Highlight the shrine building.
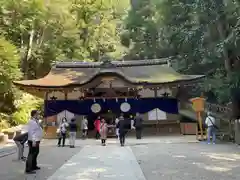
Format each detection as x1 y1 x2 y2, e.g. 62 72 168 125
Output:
13 59 205 138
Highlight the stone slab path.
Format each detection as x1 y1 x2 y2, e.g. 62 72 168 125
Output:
47 145 146 180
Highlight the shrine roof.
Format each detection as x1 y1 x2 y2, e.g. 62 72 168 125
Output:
13 59 205 89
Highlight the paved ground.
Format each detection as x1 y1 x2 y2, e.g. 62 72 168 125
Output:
132 143 240 180
0 136 239 180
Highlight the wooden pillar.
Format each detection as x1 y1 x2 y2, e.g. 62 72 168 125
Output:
44 92 49 125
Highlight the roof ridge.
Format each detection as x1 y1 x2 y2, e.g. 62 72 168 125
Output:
55 58 171 68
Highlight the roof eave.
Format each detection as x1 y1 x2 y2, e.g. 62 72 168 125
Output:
13 75 205 90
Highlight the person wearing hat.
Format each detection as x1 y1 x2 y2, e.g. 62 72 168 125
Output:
205 111 216 144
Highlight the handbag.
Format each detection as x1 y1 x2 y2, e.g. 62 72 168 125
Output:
56 128 60 133
207 116 218 129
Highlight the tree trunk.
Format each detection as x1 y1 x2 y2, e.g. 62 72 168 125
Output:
22 29 35 79
217 21 231 74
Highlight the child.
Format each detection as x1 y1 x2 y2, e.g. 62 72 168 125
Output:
100 118 108 146
13 132 28 161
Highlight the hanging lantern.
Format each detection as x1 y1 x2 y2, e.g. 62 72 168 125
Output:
125 98 127 102
103 98 106 102
93 98 96 103
116 98 118 102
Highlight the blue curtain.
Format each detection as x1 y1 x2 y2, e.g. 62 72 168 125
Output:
44 97 178 117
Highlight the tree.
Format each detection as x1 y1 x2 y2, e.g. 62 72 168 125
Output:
123 0 240 103
0 37 21 113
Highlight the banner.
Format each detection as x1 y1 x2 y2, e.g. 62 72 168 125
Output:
44 97 178 117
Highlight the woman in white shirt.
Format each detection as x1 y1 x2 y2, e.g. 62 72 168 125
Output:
205 112 216 144
57 118 68 147
115 117 119 139
81 116 88 139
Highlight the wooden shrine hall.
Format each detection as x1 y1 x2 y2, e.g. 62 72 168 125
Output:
14 59 205 138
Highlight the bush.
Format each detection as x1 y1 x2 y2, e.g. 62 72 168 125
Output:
0 113 10 131
12 93 43 125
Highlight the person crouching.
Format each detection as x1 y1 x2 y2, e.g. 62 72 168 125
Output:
13 132 28 161
100 118 108 146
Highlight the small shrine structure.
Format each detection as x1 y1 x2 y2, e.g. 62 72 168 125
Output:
14 59 205 138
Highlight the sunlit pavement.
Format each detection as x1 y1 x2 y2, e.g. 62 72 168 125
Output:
0 136 239 180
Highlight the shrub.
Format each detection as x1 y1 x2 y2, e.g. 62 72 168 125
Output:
0 113 10 131
12 93 43 125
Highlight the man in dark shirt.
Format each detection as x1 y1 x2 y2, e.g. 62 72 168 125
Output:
69 118 78 148
117 114 128 146
134 112 143 139
13 132 28 161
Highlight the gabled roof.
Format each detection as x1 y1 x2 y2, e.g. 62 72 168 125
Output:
13 59 205 89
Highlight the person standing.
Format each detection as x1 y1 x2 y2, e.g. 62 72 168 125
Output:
94 117 101 139
205 112 216 144
115 117 119 139
57 117 68 147
100 118 108 146
81 116 88 139
13 132 28 161
117 114 127 146
25 110 43 174
69 118 78 148
134 112 143 139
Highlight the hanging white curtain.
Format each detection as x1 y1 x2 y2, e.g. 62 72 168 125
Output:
57 110 75 125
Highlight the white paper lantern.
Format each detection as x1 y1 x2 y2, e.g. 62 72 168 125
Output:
91 103 101 113
120 102 131 112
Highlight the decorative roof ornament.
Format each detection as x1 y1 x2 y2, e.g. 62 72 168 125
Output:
100 55 115 68
50 96 57 100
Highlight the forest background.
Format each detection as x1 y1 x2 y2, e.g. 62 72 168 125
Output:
1 0 240 129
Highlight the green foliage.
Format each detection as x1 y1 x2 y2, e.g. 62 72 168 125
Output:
0 0 129 126
0 113 10 131
0 37 21 93
0 37 21 114
12 93 43 125
123 0 240 104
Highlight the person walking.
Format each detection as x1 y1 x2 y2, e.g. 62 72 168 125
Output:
100 118 108 146
134 112 143 139
69 118 78 148
57 117 68 147
94 117 101 139
13 132 28 161
117 114 128 146
81 116 88 139
205 112 217 144
25 110 43 174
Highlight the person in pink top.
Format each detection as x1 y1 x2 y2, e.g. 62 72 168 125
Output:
94 116 101 139
100 118 108 146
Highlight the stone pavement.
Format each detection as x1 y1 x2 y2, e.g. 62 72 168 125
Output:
47 145 146 180
0 143 16 158
0 136 239 180
132 143 240 180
